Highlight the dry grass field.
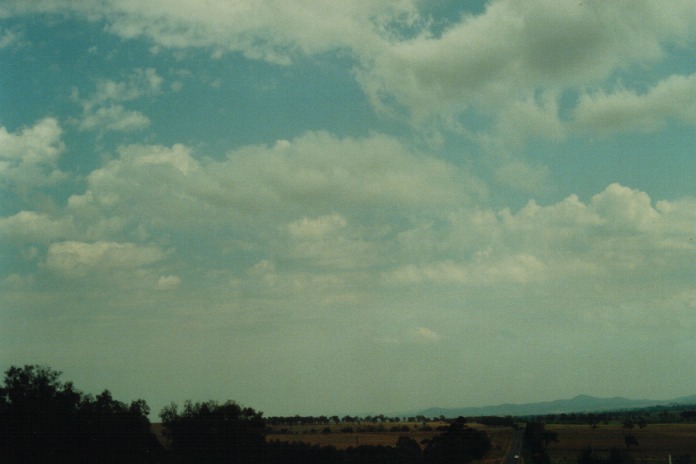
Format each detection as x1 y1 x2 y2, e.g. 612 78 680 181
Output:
152 420 696 464
266 421 513 459
545 424 696 464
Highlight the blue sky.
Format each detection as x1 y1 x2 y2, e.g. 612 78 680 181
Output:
2 0 696 418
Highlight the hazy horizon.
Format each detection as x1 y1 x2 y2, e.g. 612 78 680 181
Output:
2 1 696 420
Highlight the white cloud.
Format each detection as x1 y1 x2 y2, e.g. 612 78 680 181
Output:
58 130 694 297
1 0 417 64
573 73 696 134
0 118 66 189
78 105 150 132
494 160 552 195
6 0 696 145
409 327 440 343
590 183 660 231
0 27 19 48
74 68 162 133
125 143 197 175
358 1 696 123
0 211 74 243
41 241 166 277
384 183 695 292
384 253 546 286
65 133 485 245
288 213 347 239
157 274 182 290
90 68 163 103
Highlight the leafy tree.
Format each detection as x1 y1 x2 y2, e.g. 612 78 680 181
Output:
624 434 638 449
397 435 424 464
160 399 266 464
0 365 159 463
607 448 635 464
423 418 490 463
637 416 647 429
577 447 634 464
578 446 595 464
77 389 160 462
524 421 558 464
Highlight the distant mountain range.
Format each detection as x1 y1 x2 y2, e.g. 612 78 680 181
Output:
415 394 696 418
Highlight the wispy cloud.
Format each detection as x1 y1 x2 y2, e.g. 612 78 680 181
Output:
73 68 163 133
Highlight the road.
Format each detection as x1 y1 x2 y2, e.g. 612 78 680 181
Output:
502 429 524 464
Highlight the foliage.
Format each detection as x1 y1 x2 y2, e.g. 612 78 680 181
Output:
528 403 696 426
422 418 491 463
396 435 424 464
623 434 638 448
0 365 160 463
578 447 635 464
524 421 558 464
160 399 266 463
470 415 516 427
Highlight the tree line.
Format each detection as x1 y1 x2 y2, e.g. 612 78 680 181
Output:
525 405 696 427
0 365 491 463
265 414 441 427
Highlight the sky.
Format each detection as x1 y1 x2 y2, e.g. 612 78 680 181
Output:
1 0 696 419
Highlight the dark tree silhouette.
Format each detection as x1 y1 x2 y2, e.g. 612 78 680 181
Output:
423 418 491 463
524 421 558 464
624 434 638 449
160 399 266 464
396 435 424 464
577 446 635 464
0 365 160 463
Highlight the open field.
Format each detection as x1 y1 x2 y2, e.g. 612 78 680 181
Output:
266 421 513 458
546 424 696 464
152 421 696 464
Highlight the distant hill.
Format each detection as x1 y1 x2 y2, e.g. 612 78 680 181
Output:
416 394 696 419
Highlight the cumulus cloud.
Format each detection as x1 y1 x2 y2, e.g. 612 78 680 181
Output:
0 211 74 243
494 160 552 195
157 274 182 290
286 215 374 271
384 254 546 286
384 183 694 293
288 213 347 239
78 105 150 132
74 68 162 132
5 0 696 145
41 241 167 277
589 183 660 231
59 128 695 295
358 1 696 123
573 73 696 133
0 118 66 189
65 133 485 244
409 327 440 343
1 0 417 64
0 27 20 48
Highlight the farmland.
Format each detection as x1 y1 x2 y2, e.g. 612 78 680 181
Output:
266 421 513 457
265 421 696 464
152 417 696 464
545 423 696 464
